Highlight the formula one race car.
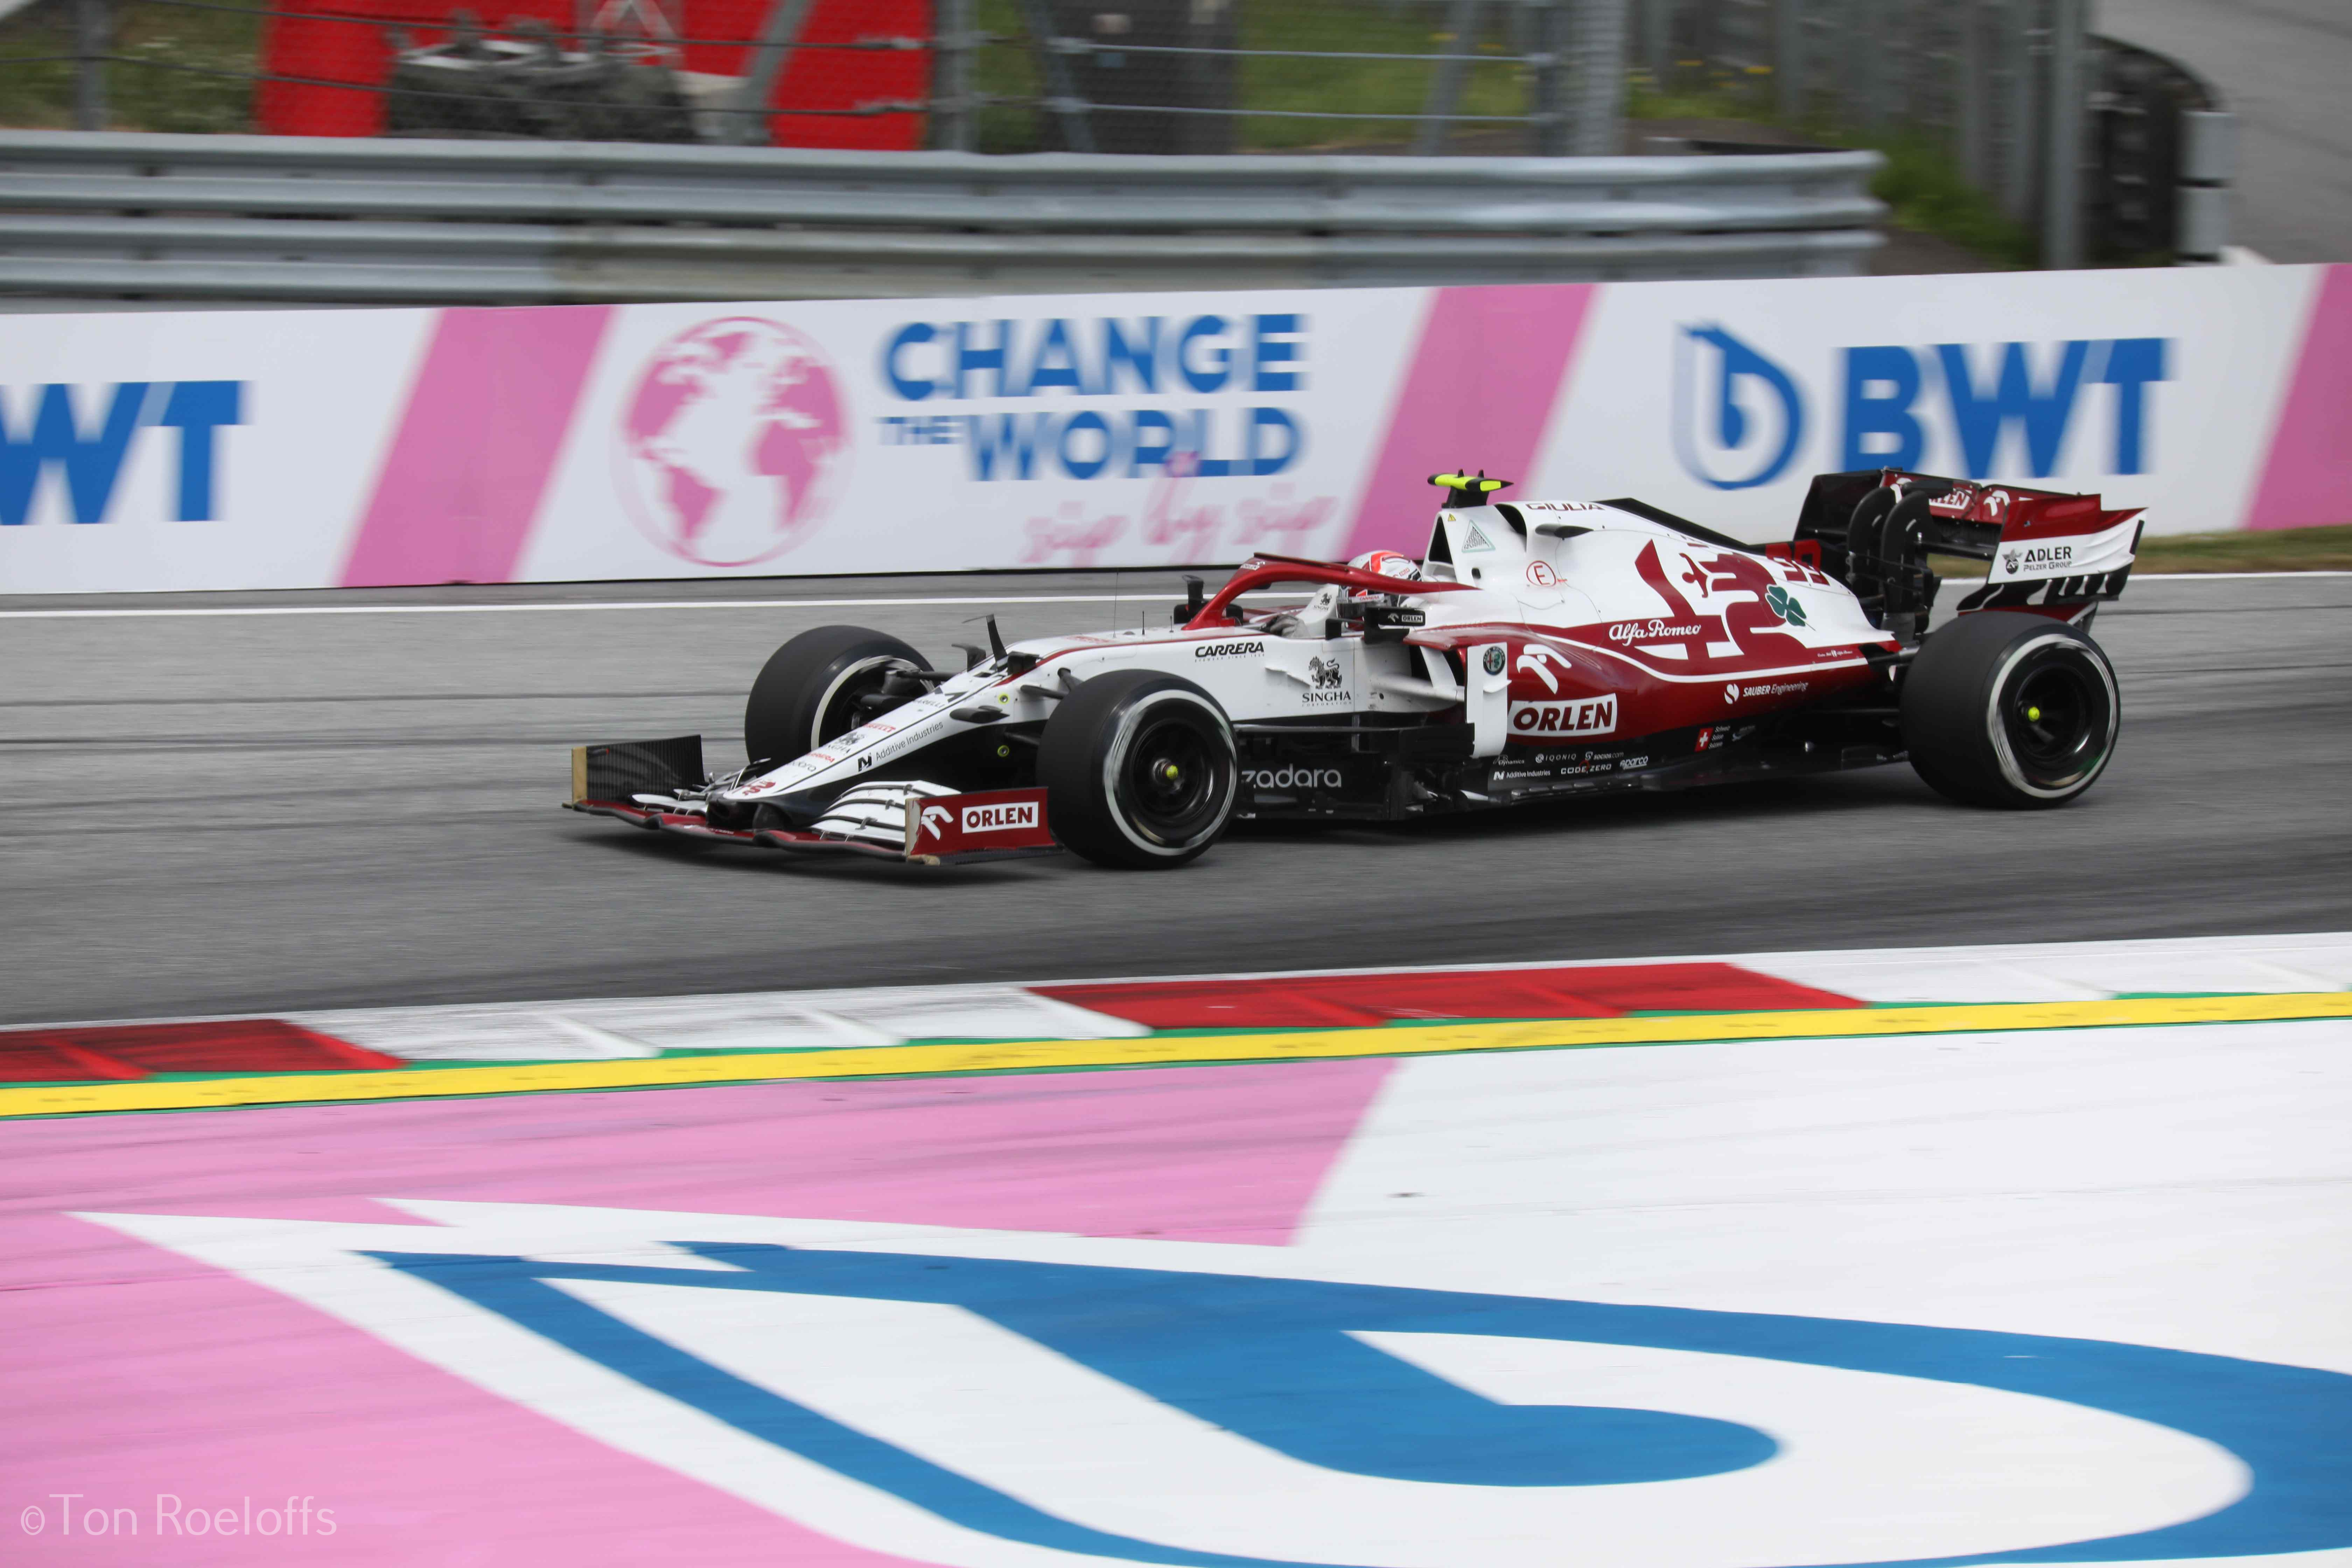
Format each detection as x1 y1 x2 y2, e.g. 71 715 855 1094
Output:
566 468 2143 869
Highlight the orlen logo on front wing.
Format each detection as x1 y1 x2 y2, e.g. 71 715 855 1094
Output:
1510 696 1617 737
964 801 1040 833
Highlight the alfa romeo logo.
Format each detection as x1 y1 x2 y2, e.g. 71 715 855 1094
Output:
1483 647 1506 675
1763 584 1809 626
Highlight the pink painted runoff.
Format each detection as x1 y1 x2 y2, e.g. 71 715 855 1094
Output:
2247 264 2352 531
338 305 614 587
1 1059 1391 1563
1340 283 1598 560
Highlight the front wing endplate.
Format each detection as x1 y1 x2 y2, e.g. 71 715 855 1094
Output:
565 785 1058 868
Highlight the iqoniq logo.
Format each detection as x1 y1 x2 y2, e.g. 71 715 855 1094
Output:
85 1205 2352 1568
1672 323 1806 491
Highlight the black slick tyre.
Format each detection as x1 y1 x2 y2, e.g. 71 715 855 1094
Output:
1039 671 1238 869
744 625 923 768
1900 611 2119 808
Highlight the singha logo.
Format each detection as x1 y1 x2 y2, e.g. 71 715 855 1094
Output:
1307 656 1344 689
918 805 953 840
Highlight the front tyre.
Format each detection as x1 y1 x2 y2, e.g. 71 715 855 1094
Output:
1901 611 2119 808
1040 671 1238 868
744 625 924 768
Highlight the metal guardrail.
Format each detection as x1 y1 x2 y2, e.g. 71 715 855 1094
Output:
0 132 1884 305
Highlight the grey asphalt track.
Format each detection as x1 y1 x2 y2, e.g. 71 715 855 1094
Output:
2100 0 2352 264
2 572 2347 1027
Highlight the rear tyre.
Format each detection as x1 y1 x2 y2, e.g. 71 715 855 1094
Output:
744 625 924 768
1039 671 1238 869
1901 611 2119 808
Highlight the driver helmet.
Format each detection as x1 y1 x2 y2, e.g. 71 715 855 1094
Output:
1349 549 1422 582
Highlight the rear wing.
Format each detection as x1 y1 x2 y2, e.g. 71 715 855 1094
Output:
1787 469 2143 636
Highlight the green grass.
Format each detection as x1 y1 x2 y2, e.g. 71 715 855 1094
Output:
1859 128 2036 267
1234 0 1527 151
972 0 1532 154
2135 524 2352 574
1626 82 2035 268
0 0 264 133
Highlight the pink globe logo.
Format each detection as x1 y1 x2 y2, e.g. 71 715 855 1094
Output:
616 316 849 567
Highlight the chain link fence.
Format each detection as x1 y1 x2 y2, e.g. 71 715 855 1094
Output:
1 0 2228 263
0 0 1634 152
1626 0 2233 265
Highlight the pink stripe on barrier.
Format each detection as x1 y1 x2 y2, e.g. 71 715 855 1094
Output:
339 306 613 587
1341 284 1597 559
2247 264 2352 532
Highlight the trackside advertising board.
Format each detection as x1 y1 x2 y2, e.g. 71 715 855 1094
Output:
1 265 2345 594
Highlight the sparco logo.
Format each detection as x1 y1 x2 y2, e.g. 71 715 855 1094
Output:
1510 696 1618 737
963 801 1040 833
1246 766 1343 791
1195 640 1265 659
1609 620 1702 643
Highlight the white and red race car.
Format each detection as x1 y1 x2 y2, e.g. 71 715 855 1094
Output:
567 469 2143 869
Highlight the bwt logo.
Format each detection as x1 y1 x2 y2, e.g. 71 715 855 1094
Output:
1673 326 1805 490
1 382 244 526
1672 324 2169 489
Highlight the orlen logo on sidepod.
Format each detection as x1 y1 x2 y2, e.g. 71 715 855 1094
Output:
616 317 849 568
1511 696 1617 737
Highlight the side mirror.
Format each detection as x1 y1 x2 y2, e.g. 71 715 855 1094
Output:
1362 605 1427 644
1171 574 1206 625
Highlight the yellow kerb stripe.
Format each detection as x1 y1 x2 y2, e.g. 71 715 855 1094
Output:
4 992 2347 1120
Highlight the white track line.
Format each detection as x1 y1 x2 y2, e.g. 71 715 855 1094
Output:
0 594 1164 621
2 573 2344 620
